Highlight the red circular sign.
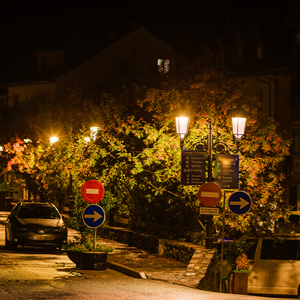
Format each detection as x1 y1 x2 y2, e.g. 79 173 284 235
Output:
198 182 222 207
81 180 105 203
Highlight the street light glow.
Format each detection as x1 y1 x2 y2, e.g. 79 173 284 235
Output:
50 136 59 146
90 127 100 141
232 117 246 140
175 116 190 140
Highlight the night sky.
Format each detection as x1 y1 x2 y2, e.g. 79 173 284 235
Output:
0 0 293 80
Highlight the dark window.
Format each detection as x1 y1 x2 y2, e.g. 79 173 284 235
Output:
293 129 300 155
56 53 64 67
261 239 300 260
290 185 298 209
244 239 258 259
39 56 47 69
17 206 59 219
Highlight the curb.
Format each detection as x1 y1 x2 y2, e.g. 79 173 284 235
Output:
107 261 147 279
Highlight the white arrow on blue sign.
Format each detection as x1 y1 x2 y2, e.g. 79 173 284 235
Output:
82 205 106 228
228 191 252 215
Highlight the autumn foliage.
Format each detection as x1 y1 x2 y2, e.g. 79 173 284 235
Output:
3 66 292 238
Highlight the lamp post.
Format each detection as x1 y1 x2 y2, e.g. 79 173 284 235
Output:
90 126 100 142
175 108 247 249
50 136 59 149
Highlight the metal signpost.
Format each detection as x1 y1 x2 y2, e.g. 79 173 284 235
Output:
81 179 106 251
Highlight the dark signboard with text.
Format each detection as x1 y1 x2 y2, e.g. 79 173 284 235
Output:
181 150 206 185
214 154 239 189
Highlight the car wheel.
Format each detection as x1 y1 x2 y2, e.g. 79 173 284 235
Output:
9 233 17 250
9 241 17 250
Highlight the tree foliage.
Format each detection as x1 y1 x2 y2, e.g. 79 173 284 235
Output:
2 64 292 238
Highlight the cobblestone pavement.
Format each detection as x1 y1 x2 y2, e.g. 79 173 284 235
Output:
107 242 188 283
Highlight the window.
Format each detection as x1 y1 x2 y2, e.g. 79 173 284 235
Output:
39 56 47 69
244 239 258 259
293 128 300 155
290 185 298 208
158 59 170 74
261 239 300 260
56 53 65 68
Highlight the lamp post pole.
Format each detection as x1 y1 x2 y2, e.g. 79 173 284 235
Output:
206 119 214 249
68 169 74 217
175 107 246 250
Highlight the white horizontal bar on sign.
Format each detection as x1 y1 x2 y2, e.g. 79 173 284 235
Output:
201 191 219 198
86 188 99 195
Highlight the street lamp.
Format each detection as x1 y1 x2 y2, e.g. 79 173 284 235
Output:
175 108 247 249
50 136 59 149
90 126 100 142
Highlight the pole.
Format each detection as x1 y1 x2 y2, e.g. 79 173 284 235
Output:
94 228 97 252
220 190 226 292
205 119 214 249
68 173 74 217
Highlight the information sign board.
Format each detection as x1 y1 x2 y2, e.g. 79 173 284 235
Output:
214 154 239 189
181 150 205 185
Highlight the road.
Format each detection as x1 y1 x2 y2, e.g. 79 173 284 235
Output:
0 223 293 299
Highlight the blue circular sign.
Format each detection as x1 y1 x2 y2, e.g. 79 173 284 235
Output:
82 205 106 228
228 191 252 215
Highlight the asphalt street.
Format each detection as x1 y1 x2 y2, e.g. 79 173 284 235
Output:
0 211 294 299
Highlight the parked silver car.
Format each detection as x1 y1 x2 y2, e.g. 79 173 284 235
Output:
5 201 68 250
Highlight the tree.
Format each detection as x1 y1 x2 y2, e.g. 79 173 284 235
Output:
94 65 291 237
3 64 291 238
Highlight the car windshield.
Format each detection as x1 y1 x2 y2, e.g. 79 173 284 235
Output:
16 206 60 219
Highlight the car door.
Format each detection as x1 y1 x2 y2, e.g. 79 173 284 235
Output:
254 237 300 296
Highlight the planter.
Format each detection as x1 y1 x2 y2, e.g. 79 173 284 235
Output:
228 272 248 295
66 251 108 270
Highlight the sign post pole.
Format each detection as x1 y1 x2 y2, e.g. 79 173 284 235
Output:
94 227 97 252
81 180 106 251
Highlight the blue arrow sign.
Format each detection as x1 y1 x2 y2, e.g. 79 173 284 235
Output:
82 205 106 228
228 191 252 215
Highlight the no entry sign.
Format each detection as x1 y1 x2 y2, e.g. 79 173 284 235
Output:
81 180 105 203
198 182 222 207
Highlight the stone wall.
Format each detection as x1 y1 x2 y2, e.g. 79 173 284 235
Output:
100 226 219 291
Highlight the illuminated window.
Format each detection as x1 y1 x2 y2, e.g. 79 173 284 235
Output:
157 59 170 74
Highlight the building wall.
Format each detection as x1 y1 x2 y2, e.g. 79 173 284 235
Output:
7 82 56 107
56 28 187 92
